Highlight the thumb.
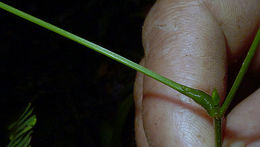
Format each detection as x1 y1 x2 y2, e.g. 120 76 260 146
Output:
140 0 227 146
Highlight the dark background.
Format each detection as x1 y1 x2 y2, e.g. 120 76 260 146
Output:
0 0 154 146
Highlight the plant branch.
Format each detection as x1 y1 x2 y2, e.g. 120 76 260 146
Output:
220 27 260 116
0 1 217 116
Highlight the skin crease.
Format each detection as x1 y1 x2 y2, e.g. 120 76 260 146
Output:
134 0 260 147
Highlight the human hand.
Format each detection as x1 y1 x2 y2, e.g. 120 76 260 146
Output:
134 0 260 146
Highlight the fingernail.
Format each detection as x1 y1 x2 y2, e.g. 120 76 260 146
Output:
247 140 260 147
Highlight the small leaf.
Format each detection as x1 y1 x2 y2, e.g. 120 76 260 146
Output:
212 89 220 107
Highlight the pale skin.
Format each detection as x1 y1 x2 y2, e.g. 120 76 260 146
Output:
134 0 260 146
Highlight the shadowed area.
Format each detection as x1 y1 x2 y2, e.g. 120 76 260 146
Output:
0 0 155 146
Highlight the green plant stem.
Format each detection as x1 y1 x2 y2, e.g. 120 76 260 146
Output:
0 1 217 115
0 2 175 90
0 2 174 88
214 118 222 147
220 28 260 116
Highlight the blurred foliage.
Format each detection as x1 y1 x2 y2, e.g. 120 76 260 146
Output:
7 103 36 147
0 0 155 146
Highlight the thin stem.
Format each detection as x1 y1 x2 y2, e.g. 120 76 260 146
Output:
0 2 179 90
220 28 260 116
0 2 216 114
214 118 222 147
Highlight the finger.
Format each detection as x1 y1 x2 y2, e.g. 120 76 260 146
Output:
223 88 260 147
205 0 260 63
205 0 260 76
142 0 227 146
134 59 149 147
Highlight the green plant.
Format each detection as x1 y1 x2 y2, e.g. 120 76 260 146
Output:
7 103 36 147
0 2 259 146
